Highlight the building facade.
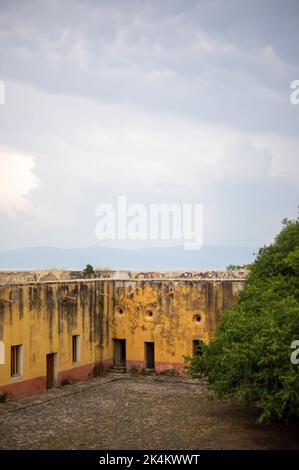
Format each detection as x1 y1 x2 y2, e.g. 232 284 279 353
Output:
0 270 247 399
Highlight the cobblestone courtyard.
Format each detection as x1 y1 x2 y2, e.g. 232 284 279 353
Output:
0 373 298 450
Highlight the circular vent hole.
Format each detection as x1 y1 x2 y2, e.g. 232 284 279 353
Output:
145 309 154 319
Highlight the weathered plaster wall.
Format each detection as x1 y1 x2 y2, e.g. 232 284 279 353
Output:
0 280 112 398
0 271 247 399
110 279 245 371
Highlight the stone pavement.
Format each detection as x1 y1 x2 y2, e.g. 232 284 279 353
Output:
0 372 298 450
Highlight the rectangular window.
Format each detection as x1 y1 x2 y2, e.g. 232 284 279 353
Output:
72 335 80 363
11 345 22 377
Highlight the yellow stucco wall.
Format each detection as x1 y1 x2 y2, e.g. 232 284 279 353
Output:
110 279 245 369
0 273 246 398
0 281 111 395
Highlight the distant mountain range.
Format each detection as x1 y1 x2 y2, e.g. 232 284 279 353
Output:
0 245 257 270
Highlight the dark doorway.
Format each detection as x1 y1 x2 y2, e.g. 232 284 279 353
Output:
192 340 203 356
113 339 126 368
46 353 56 389
145 342 155 369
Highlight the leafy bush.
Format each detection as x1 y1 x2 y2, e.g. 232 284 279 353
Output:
186 216 299 423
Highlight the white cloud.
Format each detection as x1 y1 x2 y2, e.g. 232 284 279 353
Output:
0 79 298 250
0 1 298 250
0 148 39 214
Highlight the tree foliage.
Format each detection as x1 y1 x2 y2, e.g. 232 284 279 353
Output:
83 264 95 277
226 264 252 271
186 216 299 423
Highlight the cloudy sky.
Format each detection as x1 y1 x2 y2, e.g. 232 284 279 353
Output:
0 0 298 251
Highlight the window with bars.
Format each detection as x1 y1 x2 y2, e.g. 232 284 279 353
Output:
11 344 22 377
72 335 80 363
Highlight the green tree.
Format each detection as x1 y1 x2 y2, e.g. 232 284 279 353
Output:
186 216 299 423
83 264 95 277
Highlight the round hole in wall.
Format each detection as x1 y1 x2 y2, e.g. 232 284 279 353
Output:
145 309 154 319
115 306 124 315
193 314 201 323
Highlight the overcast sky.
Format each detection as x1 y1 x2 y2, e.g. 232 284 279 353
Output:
0 0 298 250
